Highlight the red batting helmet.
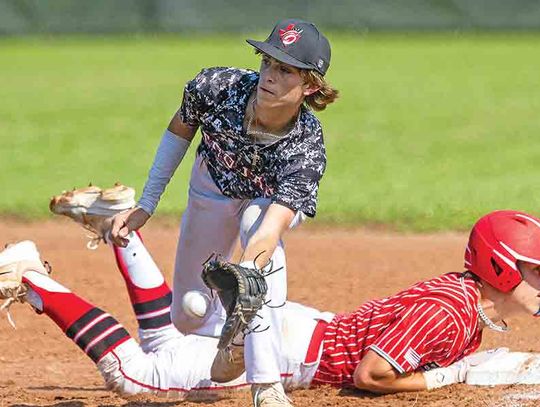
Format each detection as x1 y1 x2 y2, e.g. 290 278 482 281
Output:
465 210 540 292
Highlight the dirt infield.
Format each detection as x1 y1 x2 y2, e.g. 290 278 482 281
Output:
0 218 539 406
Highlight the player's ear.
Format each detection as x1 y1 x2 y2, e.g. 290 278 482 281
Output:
300 68 322 96
303 84 321 96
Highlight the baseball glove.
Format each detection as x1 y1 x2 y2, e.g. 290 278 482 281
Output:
202 258 268 350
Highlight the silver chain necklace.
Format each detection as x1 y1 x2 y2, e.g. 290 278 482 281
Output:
242 94 297 171
477 302 509 332
245 95 295 144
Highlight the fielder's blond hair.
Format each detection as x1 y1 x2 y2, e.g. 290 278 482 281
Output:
255 50 339 111
300 69 339 112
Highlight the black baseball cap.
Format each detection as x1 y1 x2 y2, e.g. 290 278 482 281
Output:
246 19 331 76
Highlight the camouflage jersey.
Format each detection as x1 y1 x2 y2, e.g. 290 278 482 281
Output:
178 67 326 217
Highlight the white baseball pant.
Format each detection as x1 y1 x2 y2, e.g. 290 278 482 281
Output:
170 154 305 383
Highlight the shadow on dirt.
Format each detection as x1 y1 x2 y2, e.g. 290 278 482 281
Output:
338 387 381 399
11 402 184 407
28 386 104 392
17 387 235 406
10 402 85 407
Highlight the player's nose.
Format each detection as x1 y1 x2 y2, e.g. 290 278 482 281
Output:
260 67 276 84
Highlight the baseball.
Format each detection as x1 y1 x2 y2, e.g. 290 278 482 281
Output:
182 290 210 319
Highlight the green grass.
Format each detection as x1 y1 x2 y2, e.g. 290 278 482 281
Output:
1 33 540 230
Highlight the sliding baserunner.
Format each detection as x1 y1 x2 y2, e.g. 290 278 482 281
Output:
0 185 538 405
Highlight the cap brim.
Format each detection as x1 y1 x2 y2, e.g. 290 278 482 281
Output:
246 39 314 70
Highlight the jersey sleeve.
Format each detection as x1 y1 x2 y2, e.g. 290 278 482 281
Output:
179 67 236 127
272 121 326 217
178 69 212 127
368 301 462 374
178 67 253 128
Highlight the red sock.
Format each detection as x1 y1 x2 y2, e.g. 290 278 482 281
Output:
24 276 130 363
112 232 173 330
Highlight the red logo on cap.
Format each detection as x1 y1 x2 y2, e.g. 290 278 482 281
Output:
279 24 303 46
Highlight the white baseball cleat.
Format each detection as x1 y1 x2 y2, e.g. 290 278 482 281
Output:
0 241 49 327
49 183 136 248
252 382 293 407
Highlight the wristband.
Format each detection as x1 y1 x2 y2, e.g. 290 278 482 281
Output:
422 362 465 390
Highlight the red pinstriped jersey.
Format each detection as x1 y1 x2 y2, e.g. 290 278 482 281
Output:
312 272 482 387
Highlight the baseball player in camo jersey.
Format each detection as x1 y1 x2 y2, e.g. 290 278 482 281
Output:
105 18 339 405
1 187 540 405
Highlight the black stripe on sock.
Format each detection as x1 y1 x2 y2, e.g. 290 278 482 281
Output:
87 327 130 363
66 308 105 339
138 313 172 330
75 316 119 350
132 292 172 315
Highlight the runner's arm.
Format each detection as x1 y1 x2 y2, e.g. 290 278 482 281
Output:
353 350 427 393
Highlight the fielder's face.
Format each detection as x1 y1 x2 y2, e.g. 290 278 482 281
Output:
256 55 319 109
511 261 540 316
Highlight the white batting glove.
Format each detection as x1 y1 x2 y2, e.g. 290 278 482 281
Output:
423 348 509 390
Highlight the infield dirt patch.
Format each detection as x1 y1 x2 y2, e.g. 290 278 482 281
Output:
0 218 539 406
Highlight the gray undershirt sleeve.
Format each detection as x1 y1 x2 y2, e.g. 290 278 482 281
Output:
137 129 191 215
